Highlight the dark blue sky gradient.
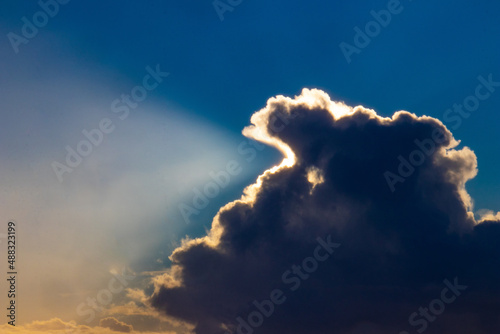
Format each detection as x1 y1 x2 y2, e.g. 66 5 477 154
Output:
2 0 499 210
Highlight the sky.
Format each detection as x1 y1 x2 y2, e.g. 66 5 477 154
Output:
0 1 499 334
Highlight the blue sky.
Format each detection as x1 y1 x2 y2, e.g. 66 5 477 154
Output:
1 1 500 333
4 0 498 206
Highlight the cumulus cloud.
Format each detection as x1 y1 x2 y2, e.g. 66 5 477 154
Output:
0 317 182 334
477 209 500 223
99 317 133 333
103 298 194 333
1 318 117 334
149 88 500 334
25 318 76 331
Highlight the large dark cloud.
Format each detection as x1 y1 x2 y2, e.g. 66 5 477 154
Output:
150 89 500 334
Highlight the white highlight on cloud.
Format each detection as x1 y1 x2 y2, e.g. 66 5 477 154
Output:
306 166 325 193
477 209 500 223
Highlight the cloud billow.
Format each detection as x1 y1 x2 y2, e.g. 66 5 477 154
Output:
99 317 133 332
150 89 500 334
